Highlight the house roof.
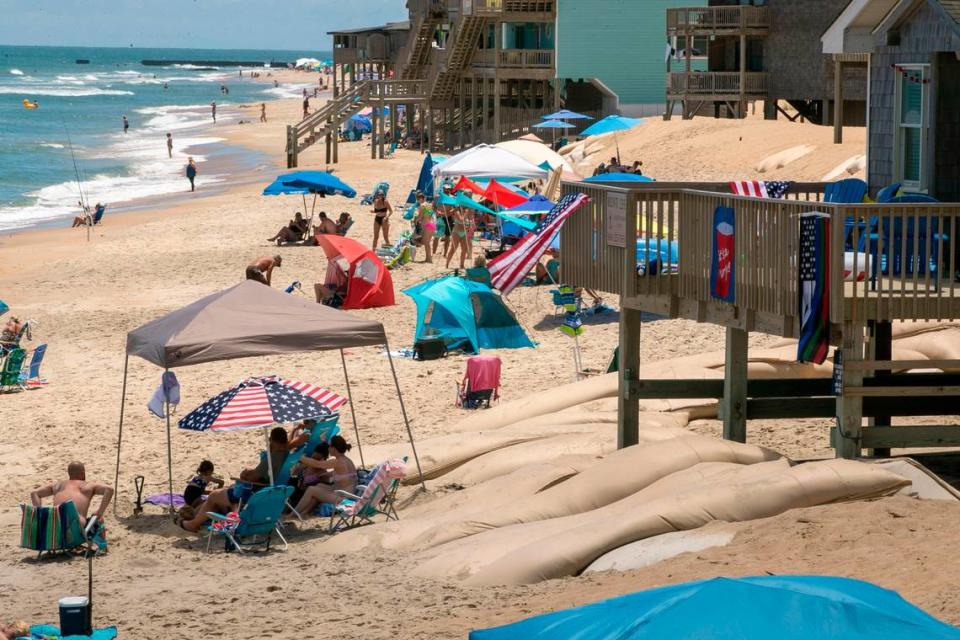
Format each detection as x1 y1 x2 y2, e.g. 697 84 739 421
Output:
328 21 410 36
823 0 960 53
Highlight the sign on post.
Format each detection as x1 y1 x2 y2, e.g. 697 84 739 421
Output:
605 191 627 248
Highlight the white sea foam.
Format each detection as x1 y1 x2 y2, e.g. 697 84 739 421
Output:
262 83 314 99
168 64 221 70
40 143 66 149
56 75 86 85
0 87 135 97
9 68 24 75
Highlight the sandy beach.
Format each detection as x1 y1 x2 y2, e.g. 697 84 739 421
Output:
6 79 960 638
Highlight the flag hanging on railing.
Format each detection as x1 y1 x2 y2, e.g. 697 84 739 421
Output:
489 193 589 296
730 180 793 199
710 206 736 303
798 212 831 364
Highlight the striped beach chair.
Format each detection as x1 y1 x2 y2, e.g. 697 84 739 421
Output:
329 458 407 532
20 500 87 558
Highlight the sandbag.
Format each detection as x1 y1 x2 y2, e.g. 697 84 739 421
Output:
413 460 792 581
462 459 908 585
412 435 780 549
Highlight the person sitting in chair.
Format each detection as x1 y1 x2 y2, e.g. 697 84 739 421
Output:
535 249 561 284
0 316 23 355
336 212 353 236
313 211 339 236
30 462 114 528
178 427 289 532
285 435 356 520
267 212 308 245
314 256 349 307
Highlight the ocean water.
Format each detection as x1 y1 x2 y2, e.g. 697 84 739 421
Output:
0 45 330 232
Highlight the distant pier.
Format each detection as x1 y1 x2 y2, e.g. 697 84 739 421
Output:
140 59 292 68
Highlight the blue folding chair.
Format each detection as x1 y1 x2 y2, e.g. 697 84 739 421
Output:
876 194 946 277
825 178 868 204
205 485 294 554
20 343 47 385
875 183 902 203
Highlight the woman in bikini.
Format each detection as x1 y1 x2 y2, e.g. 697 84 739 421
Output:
288 435 357 518
414 192 436 263
445 205 471 269
371 191 392 249
267 212 308 245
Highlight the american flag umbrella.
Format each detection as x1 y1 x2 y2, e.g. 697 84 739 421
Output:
178 375 347 484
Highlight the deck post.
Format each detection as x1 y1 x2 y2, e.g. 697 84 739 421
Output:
618 308 642 449
738 33 747 118
324 130 331 165
833 58 844 144
836 321 865 459
494 78 502 142
721 326 748 442
371 105 378 159
868 320 892 457
379 97 387 158
332 114 339 164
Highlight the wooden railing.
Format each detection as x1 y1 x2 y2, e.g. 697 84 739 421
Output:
472 49 555 69
462 0 554 15
560 181 960 332
369 79 429 100
668 72 768 96
666 6 769 32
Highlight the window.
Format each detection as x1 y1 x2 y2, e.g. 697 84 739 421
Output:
895 64 930 190
672 35 709 59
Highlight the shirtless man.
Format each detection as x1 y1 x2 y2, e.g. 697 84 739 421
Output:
245 255 282 285
313 211 338 236
30 462 114 527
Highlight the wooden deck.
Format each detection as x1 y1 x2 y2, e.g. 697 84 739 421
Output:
666 5 769 36
560 180 960 457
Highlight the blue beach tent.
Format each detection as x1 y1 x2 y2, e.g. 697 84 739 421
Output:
407 153 437 204
470 575 960 640
346 113 372 133
404 276 534 354
262 171 357 198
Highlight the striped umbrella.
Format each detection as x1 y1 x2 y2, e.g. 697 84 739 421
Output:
178 375 345 433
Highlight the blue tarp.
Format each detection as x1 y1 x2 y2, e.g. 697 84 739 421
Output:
470 576 960 640
262 171 356 198
404 276 534 354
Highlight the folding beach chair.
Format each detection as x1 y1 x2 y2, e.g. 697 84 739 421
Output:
465 266 492 287
360 181 390 206
456 355 501 409
550 285 579 317
336 216 355 236
20 343 47 387
1 347 27 392
20 500 105 559
205 485 294 554
329 458 407 532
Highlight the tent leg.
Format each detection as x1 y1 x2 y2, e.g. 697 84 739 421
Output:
340 349 365 468
112 354 130 517
383 338 426 491
164 367 175 516
265 426 275 486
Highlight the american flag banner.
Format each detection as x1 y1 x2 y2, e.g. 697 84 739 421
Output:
797 212 831 364
178 375 344 433
488 193 589 295
730 180 793 199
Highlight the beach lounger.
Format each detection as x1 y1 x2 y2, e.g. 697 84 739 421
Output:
20 500 103 558
550 285 578 316
205 485 294 553
337 217 355 236
456 355 501 409
329 458 407 532
360 181 390 206
20 343 47 386
1 347 27 391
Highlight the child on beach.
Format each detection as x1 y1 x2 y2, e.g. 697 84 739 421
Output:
183 460 223 509
414 192 436 263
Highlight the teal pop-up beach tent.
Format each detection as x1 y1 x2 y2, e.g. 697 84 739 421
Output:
470 575 960 640
404 276 534 354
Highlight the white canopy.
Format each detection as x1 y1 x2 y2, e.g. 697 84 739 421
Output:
432 144 549 180
295 57 322 68
496 139 577 176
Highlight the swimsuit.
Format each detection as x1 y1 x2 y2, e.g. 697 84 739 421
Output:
183 475 209 505
373 204 388 226
245 266 268 284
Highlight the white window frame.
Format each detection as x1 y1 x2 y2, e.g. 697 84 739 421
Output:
893 63 930 192
671 35 709 61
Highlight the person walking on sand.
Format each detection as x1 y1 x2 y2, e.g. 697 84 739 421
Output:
211 101 217 123
166 133 173 158
246 255 282 286
302 96 310 119
122 114 129 134
260 102 267 123
185 157 197 192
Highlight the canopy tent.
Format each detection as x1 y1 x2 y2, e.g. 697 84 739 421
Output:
470 576 960 640
583 173 656 183
115 280 424 514
432 144 549 180
345 113 372 134
316 234 395 309
453 176 487 197
483 179 529 210
438 192 498 215
295 57 321 68
404 277 534 354
407 153 437 204
495 139 576 175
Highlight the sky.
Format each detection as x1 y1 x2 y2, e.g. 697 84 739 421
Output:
0 0 409 51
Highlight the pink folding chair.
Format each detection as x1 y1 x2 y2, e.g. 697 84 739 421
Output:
456 355 501 409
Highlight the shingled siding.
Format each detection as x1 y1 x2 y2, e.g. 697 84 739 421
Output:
935 52 960 202
868 1 958 193
765 0 866 101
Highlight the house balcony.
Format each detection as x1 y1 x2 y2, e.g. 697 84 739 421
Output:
457 0 555 19
666 6 769 36
667 71 768 99
472 48 555 69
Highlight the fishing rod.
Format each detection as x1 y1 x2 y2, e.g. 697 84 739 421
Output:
63 124 88 212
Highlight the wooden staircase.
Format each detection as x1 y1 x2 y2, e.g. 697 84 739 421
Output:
285 81 371 167
430 14 486 102
401 6 444 80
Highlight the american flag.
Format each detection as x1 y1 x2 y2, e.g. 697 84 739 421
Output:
489 193 589 295
797 213 831 364
730 180 793 199
178 375 345 433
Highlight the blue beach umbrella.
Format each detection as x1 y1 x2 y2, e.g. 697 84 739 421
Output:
470 575 960 640
581 115 646 164
584 173 656 183
262 170 357 216
543 109 593 120
505 194 555 214
407 153 437 204
531 119 576 130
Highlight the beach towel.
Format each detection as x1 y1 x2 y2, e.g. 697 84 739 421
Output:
798 212 831 364
20 501 86 552
710 206 736 303
148 371 180 418
27 624 118 640
145 493 187 508
465 356 501 393
339 459 407 517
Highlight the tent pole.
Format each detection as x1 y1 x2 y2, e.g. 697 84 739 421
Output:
112 354 129 517
383 338 426 491
164 367 175 516
340 348 365 468
301 193 308 218
311 193 317 217
265 426 275 485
